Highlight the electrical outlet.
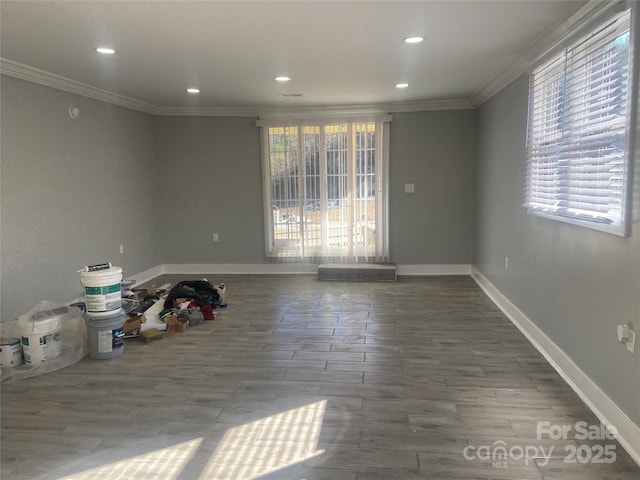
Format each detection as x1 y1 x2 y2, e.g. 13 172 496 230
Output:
213 233 219 242
627 330 636 353
119 244 124 254
505 256 509 270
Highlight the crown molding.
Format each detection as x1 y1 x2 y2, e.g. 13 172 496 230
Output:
382 98 474 112
151 106 262 117
471 0 625 107
0 58 157 114
251 99 474 119
133 98 474 117
1 57 473 117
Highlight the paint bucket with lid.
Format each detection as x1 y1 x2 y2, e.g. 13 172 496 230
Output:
0 338 23 368
19 310 62 365
85 310 125 360
79 265 123 317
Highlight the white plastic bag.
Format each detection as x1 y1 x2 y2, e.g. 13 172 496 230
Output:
1 301 88 381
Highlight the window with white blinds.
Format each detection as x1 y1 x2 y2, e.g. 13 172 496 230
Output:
525 8 633 236
259 118 389 262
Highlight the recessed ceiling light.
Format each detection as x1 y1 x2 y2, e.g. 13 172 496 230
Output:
403 36 424 44
186 88 200 94
396 83 409 89
274 76 291 82
96 47 116 54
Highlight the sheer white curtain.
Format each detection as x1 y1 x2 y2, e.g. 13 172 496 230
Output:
259 116 390 263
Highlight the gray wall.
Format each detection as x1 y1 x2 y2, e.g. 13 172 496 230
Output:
389 111 475 264
154 111 476 266
1 75 161 320
154 116 265 264
474 75 640 427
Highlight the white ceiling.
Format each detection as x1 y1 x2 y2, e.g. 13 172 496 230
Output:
0 0 589 114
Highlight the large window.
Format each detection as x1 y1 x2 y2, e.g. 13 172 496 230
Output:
525 7 633 236
260 118 390 261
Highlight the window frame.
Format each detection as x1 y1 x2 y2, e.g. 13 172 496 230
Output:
524 4 636 237
258 115 391 261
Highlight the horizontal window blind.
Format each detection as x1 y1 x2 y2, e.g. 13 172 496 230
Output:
525 8 632 235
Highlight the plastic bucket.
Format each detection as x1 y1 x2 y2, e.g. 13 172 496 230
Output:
0 337 23 367
20 313 62 365
80 266 123 317
85 310 125 360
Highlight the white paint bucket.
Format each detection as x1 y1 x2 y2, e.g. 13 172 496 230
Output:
0 337 23 367
85 310 125 360
20 313 62 365
80 266 123 317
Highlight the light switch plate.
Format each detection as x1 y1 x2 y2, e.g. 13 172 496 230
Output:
405 183 415 193
627 330 636 353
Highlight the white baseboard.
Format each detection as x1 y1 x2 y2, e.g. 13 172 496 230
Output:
162 263 318 275
396 264 471 275
126 264 165 286
158 263 471 276
471 267 640 466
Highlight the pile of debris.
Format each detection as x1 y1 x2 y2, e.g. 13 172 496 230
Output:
0 265 229 380
121 279 227 342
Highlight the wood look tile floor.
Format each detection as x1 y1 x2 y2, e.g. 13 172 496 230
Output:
2 275 639 479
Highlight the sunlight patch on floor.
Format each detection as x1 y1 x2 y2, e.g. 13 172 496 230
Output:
60 437 203 480
56 401 327 480
198 400 327 479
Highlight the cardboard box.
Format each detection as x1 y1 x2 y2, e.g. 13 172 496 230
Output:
140 328 164 343
173 297 192 308
123 314 146 335
135 287 158 300
164 315 189 334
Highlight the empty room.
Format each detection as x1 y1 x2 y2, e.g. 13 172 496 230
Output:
1 1 639 479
